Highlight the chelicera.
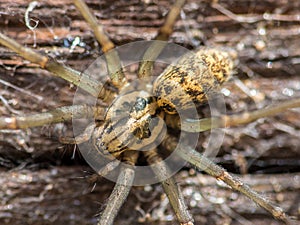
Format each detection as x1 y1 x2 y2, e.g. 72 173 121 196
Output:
0 0 299 224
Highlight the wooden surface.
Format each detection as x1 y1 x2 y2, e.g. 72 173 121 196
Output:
0 0 299 224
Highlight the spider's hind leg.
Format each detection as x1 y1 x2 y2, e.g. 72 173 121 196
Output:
179 98 300 132
163 135 294 224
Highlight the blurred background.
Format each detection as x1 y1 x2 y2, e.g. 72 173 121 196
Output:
0 0 299 224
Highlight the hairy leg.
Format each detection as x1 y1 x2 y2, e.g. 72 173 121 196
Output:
73 0 125 88
165 98 300 132
162 135 292 224
138 0 186 78
98 151 138 225
0 33 118 102
0 105 104 129
144 149 194 225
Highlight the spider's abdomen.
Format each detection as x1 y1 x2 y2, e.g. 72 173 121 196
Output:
153 48 237 114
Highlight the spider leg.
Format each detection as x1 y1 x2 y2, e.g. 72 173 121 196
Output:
165 98 300 132
98 165 134 225
73 0 125 88
59 123 96 144
97 159 120 177
162 135 292 223
144 149 194 225
98 151 138 225
0 105 104 129
138 0 186 78
0 33 116 102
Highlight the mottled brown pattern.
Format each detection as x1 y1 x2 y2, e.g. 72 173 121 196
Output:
153 48 235 114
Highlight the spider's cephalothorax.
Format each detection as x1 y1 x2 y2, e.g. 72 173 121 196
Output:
91 91 165 160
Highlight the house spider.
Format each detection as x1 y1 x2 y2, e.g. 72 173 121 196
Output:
0 0 299 224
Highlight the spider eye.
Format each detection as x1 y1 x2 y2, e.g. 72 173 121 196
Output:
165 105 175 113
134 97 147 111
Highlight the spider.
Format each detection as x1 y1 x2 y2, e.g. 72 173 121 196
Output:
0 0 299 224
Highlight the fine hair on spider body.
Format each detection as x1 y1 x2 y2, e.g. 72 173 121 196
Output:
0 0 299 225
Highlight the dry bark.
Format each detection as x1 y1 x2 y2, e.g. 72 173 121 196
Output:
0 166 299 225
0 0 299 224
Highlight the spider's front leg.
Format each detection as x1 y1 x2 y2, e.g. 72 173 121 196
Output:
0 33 106 98
0 0 130 103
